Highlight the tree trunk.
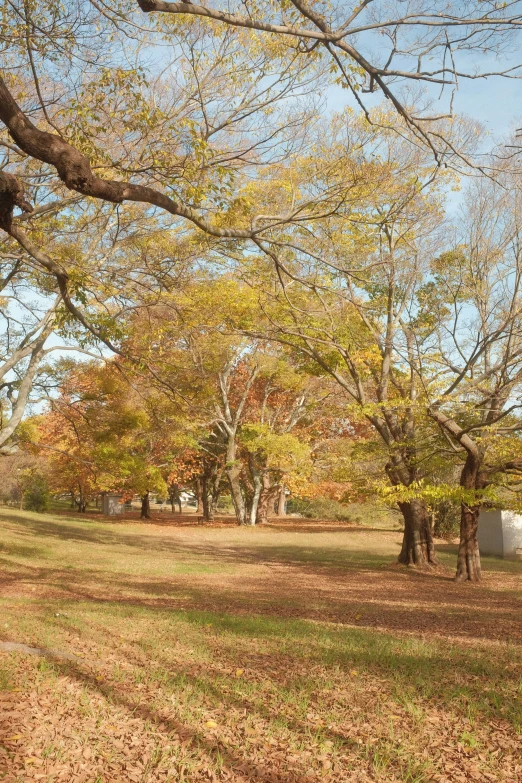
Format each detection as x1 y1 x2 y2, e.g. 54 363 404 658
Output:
455 504 481 582
256 481 279 525
277 485 286 516
168 484 182 514
455 451 484 582
201 475 214 522
225 437 246 525
248 464 262 526
228 465 246 524
398 498 436 567
195 478 203 514
140 491 151 520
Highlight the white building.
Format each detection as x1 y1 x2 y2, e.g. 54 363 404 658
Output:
102 493 123 516
478 509 522 558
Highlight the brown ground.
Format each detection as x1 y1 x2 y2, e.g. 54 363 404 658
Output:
0 509 521 783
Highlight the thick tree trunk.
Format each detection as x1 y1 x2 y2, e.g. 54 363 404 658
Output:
455 504 481 582
455 451 484 582
398 498 436 567
140 491 151 520
277 485 286 516
256 481 279 525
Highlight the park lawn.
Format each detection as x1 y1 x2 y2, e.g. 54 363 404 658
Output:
0 509 521 783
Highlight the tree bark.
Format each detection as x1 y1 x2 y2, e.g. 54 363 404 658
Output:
228 464 246 524
140 491 151 520
201 475 214 522
256 481 279 525
456 504 481 582
168 484 182 513
277 485 286 516
194 478 203 514
225 438 246 525
398 498 436 567
455 452 484 582
248 462 262 526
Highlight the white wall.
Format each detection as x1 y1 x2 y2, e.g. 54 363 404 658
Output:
478 510 504 557
500 511 522 558
478 509 522 557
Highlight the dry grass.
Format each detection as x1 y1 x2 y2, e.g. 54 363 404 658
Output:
0 508 521 783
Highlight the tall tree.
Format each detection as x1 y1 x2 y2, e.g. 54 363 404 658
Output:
425 173 522 580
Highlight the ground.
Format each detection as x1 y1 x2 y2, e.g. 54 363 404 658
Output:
0 509 521 783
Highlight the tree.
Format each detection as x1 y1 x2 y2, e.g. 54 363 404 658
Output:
424 173 522 580
34 361 170 513
0 0 520 344
232 118 447 564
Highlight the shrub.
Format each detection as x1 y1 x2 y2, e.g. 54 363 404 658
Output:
23 472 50 513
286 496 354 522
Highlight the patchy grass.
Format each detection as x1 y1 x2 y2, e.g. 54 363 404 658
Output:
0 508 521 783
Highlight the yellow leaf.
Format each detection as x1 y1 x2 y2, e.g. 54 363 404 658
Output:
350 670 358 677
235 668 244 678
5 734 23 741
205 720 218 728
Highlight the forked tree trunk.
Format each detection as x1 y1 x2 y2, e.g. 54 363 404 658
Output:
168 485 182 514
455 504 481 582
227 465 246 524
398 498 436 567
140 491 151 520
76 493 87 513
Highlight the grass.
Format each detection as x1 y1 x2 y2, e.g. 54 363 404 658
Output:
0 508 521 782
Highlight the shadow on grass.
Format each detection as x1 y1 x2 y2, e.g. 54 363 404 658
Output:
2 548 520 651
30 653 314 783
1 512 400 572
14 601 522 735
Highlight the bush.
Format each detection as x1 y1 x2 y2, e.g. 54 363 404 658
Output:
216 494 234 513
23 472 50 513
286 496 354 522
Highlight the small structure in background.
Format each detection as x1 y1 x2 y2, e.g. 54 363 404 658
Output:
478 510 522 559
102 493 123 516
